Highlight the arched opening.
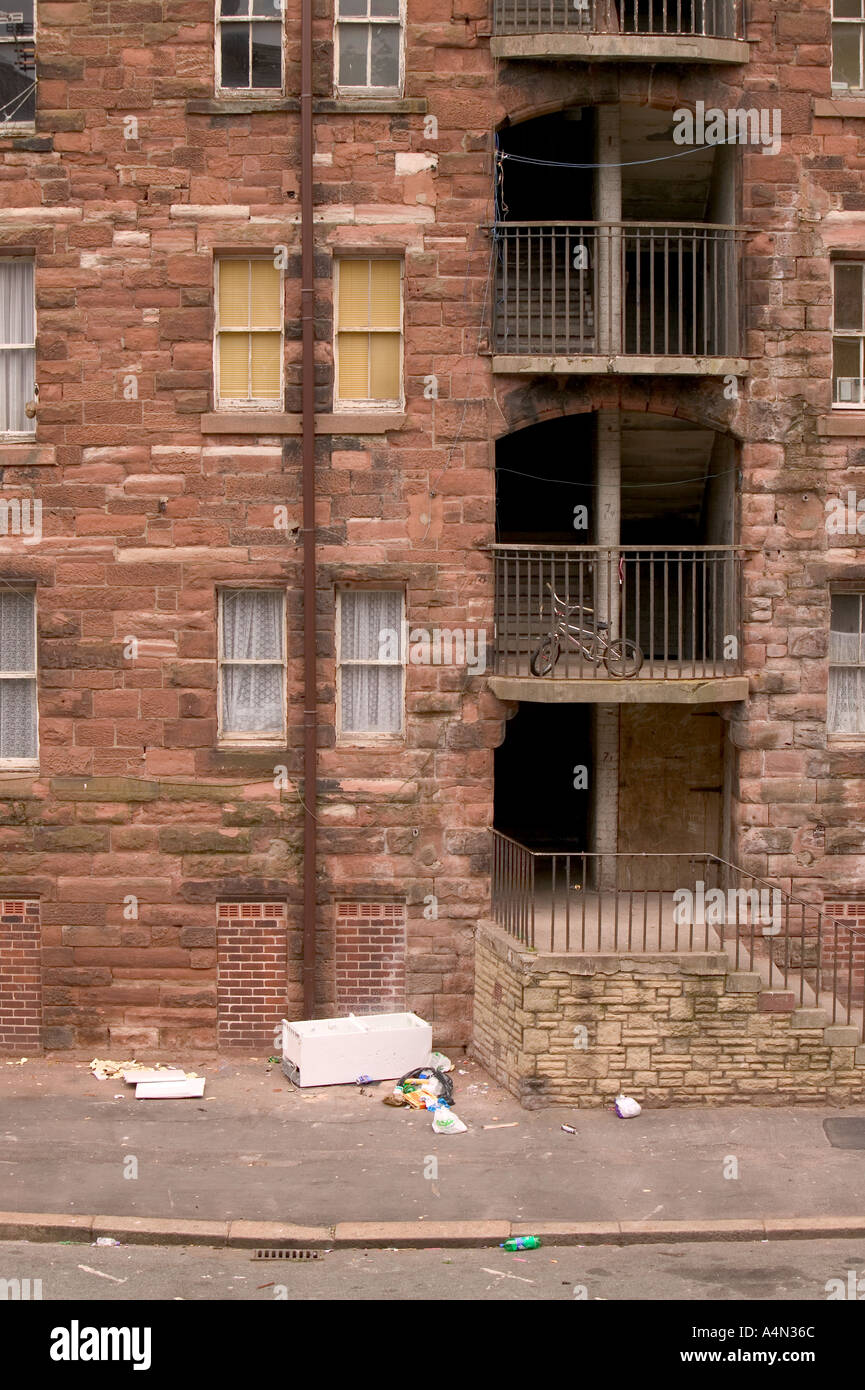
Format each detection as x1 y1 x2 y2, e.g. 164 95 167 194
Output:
494 105 740 359
491 409 739 918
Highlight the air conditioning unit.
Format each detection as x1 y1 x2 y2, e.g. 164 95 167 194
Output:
836 377 862 403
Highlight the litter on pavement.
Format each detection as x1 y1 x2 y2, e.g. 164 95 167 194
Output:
89 1058 205 1099
614 1092 642 1118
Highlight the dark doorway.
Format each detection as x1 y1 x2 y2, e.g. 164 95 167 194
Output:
495 702 591 851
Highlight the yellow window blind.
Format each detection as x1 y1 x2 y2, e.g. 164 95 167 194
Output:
336 258 402 402
217 257 282 402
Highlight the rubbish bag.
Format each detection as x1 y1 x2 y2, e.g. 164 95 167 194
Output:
399 1065 454 1109
614 1093 641 1118
432 1105 467 1134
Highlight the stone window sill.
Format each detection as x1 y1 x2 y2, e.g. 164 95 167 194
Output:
200 411 406 435
815 97 865 117
817 414 865 436
187 97 427 116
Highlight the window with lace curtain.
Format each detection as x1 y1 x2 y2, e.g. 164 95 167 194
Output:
0 258 36 437
0 587 37 765
829 591 865 736
218 589 286 743
214 256 283 408
337 589 404 739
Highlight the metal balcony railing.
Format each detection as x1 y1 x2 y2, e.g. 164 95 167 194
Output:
490 834 865 1038
490 545 742 680
493 0 740 39
493 222 742 359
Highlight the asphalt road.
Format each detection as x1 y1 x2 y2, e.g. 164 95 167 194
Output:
3 1237 865 1301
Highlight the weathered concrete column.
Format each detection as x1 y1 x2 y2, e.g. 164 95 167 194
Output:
592 410 621 887
594 104 622 356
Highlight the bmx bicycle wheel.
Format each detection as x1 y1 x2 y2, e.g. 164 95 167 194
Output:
530 634 560 677
604 639 643 678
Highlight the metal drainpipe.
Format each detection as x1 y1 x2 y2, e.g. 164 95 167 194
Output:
300 0 316 1017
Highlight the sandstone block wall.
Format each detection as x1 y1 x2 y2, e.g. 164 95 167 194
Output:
473 923 865 1108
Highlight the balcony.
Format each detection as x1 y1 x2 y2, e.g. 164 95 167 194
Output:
488 544 747 703
491 0 748 65
492 222 747 376
489 834 865 1042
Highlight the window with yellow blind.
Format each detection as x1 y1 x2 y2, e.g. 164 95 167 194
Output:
215 257 283 407
335 258 402 407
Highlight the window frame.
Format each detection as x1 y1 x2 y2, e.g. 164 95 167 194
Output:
832 260 865 410
333 0 405 99
333 255 404 411
0 254 36 440
214 0 285 98
213 254 284 411
0 0 36 133
217 585 287 747
832 0 865 92
0 583 38 770
335 586 406 744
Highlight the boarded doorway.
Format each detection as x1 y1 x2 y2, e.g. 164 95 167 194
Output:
617 707 723 889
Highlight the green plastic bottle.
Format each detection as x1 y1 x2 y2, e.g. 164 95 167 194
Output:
500 1236 541 1251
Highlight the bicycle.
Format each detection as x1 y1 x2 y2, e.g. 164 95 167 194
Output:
529 584 644 677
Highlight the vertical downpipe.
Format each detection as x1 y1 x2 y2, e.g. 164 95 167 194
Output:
301 0 317 1017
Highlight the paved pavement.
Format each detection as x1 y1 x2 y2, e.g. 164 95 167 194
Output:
3 1236 865 1301
2 1055 865 1228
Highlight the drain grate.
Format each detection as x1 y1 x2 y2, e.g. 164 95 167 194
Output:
252 1248 323 1260
824 1118 865 1150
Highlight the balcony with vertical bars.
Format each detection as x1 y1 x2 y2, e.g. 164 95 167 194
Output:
491 0 749 65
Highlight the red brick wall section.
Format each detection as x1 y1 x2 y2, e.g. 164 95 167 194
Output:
217 902 287 1051
0 900 41 1052
823 902 865 1007
335 902 406 1015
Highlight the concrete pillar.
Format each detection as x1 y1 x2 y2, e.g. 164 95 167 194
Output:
592 410 621 887
594 105 622 355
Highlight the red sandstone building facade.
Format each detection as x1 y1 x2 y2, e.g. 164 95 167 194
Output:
0 0 865 1103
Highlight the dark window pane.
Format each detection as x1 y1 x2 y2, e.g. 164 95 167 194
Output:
0 0 33 36
338 25 368 85
252 0 276 14
220 0 246 14
833 23 862 85
835 263 864 331
251 22 282 87
0 45 35 122
371 0 399 14
339 0 368 15
221 26 250 87
835 0 863 19
370 24 399 87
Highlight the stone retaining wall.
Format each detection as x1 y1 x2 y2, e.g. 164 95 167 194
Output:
472 922 865 1108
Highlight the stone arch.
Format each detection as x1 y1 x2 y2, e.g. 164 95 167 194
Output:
492 377 746 443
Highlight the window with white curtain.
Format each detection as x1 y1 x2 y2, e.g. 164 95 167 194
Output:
0 259 36 436
829 591 865 736
218 589 286 742
0 587 37 764
337 589 404 738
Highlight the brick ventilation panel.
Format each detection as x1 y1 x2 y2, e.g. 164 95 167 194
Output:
335 902 406 1015
0 900 42 1052
217 903 287 1051
823 901 865 1006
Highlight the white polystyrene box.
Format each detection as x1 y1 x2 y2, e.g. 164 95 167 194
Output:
281 1011 432 1087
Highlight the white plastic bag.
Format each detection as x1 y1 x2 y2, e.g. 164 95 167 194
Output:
432 1105 467 1134
614 1093 641 1118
